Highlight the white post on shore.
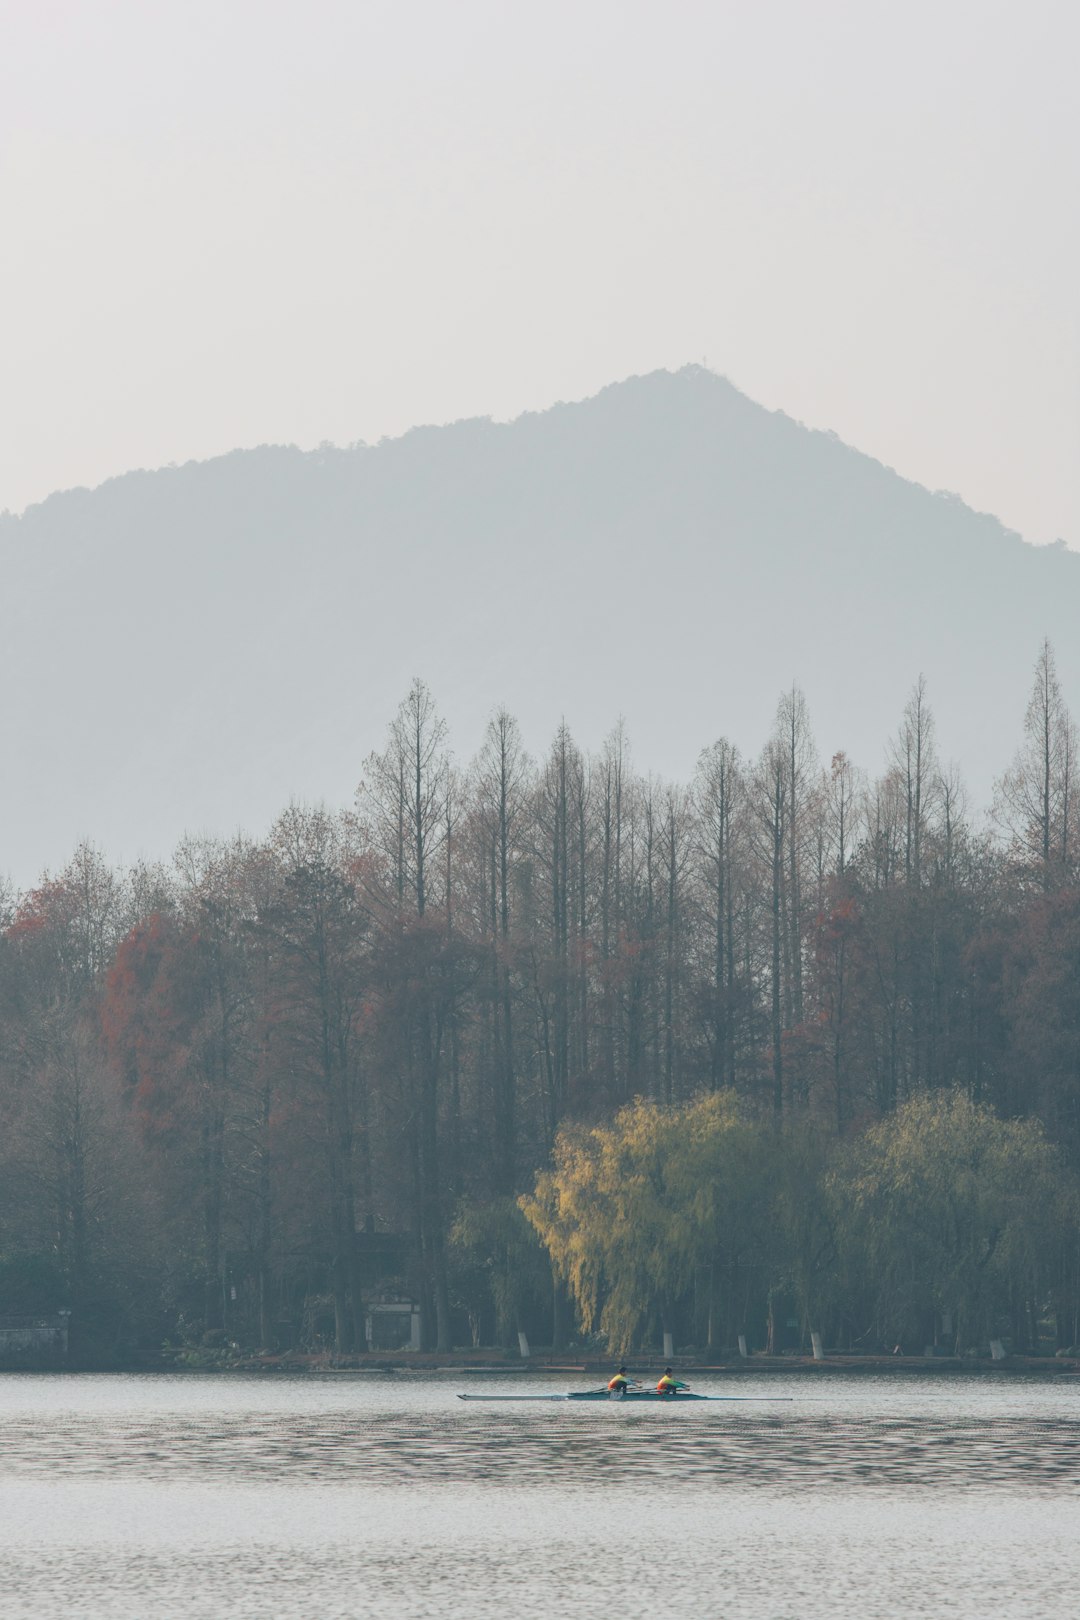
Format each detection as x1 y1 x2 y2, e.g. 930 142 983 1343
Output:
810 1331 824 1361
737 1334 748 1359
518 1331 531 1359
663 1331 674 1361
989 1339 1006 1361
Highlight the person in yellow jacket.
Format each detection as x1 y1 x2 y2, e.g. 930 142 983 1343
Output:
656 1367 689 1396
607 1366 632 1395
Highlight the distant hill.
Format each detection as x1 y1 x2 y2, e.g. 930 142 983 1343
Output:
2 365 1074 887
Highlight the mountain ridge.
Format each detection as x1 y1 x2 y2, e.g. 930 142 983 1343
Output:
2 366 1074 888
3 367 1034 546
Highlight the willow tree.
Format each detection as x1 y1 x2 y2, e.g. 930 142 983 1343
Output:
828 1091 1076 1352
521 1093 771 1352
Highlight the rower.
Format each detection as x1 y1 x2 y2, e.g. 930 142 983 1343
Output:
656 1367 688 1396
607 1366 632 1396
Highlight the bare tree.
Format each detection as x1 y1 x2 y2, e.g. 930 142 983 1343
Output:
825 751 863 877
360 678 450 916
996 639 1078 888
472 710 531 1195
751 737 787 1114
660 785 691 1104
935 761 967 885
692 738 743 1091
889 675 938 886
265 807 368 1352
595 723 630 1096
777 686 817 1031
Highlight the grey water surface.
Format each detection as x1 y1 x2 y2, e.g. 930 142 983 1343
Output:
0 1372 1076 1619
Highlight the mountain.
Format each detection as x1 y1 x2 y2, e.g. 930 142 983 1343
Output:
1 365 1074 888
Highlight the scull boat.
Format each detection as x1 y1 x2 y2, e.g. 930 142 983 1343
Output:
458 1389 791 1402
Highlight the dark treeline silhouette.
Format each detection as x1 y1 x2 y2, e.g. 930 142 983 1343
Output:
2 644 1080 1362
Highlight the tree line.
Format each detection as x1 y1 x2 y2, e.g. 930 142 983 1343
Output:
1 640 1079 1360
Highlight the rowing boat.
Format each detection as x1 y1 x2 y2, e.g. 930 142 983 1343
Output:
458 1390 791 1402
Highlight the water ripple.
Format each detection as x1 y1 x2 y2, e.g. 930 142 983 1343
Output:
1 1376 1078 1618
0 1382 1077 1495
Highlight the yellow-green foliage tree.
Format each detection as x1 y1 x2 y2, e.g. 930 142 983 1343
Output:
521 1092 772 1352
828 1092 1077 1351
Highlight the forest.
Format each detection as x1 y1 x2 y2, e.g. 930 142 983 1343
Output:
2 641 1080 1363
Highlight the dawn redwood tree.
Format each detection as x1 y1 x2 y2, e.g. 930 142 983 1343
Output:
880 681 939 1095
470 710 532 1197
4 851 149 1348
358 681 459 1348
261 807 369 1353
996 639 1078 890
174 838 263 1333
889 676 938 889
172 836 288 1348
777 687 817 1039
104 839 261 1339
594 724 630 1100
751 736 787 1114
935 762 967 886
570 745 592 1089
360 677 450 917
825 752 863 876
633 775 663 1101
806 883 864 1134
368 910 479 1350
530 724 579 1132
864 767 906 892
659 785 690 1104
691 739 743 1093
998 889 1080 1160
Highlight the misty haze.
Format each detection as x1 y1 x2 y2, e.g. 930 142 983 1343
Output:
2 364 1076 887
4 2 1080 1618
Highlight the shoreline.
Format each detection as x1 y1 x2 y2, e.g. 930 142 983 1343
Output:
5 1349 1078 1377
160 1350 1080 1378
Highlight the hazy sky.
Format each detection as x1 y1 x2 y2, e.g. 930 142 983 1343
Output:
2 0 1077 543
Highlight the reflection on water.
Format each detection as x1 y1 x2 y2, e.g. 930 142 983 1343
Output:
0 1373 1076 1619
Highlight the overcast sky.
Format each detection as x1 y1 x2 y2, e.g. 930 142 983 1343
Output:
2 0 1076 543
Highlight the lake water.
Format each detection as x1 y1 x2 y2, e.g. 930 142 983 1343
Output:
0 1371 1077 1618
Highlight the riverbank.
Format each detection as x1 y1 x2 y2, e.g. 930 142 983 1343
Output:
187 1348 1080 1377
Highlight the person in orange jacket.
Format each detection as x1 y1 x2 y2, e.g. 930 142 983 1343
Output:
607 1366 632 1395
656 1367 689 1395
